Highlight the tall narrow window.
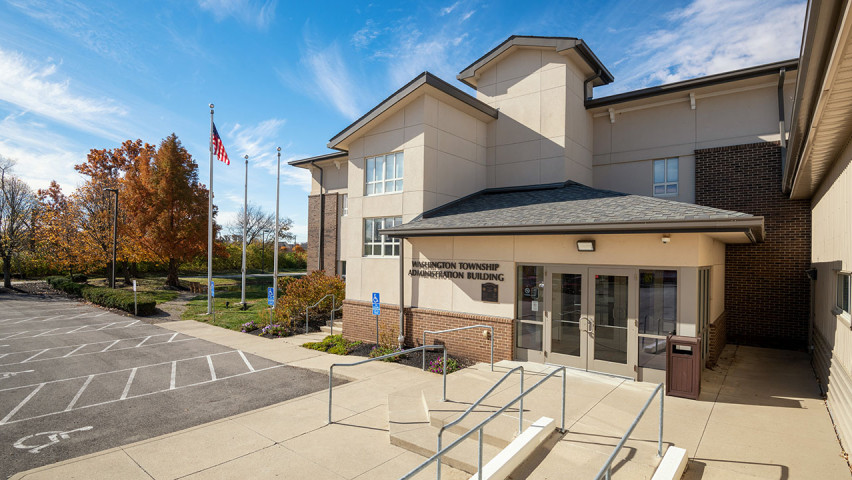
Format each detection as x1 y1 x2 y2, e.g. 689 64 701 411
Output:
653 158 678 196
363 217 402 257
341 194 348 216
638 270 677 370
838 273 851 315
365 152 404 195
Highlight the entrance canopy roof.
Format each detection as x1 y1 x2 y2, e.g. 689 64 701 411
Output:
382 181 764 243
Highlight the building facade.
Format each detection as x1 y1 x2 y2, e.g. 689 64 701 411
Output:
292 35 807 385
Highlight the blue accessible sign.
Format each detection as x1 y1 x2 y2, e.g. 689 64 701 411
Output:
267 287 275 306
210 281 215 298
372 292 380 315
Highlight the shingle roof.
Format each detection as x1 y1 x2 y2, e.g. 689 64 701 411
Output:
382 181 764 242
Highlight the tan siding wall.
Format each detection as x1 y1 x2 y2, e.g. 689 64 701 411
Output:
811 139 852 448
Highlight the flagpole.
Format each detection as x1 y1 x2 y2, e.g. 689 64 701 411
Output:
241 154 248 307
207 103 214 315
273 147 281 309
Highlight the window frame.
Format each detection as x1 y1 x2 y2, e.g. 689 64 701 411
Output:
653 157 679 197
837 272 851 317
363 216 402 258
365 152 404 196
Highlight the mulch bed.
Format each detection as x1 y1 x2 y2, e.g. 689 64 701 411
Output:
348 342 475 372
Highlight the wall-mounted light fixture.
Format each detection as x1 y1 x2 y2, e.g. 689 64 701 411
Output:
577 240 595 252
662 235 671 244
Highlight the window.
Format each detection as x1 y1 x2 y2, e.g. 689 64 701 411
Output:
364 217 401 257
341 194 348 216
515 265 544 350
638 270 677 370
653 158 678 196
838 273 851 315
366 152 404 195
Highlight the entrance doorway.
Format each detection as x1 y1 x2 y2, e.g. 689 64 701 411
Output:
515 265 637 378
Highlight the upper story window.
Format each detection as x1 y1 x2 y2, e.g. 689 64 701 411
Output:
838 273 851 315
364 217 402 257
341 194 348 216
366 152 404 196
653 158 678 197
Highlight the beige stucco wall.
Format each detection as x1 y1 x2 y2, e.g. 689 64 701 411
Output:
812 138 852 375
340 93 489 302
592 81 796 203
476 48 593 188
309 160 348 195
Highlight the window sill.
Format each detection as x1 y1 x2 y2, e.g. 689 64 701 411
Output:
364 190 403 198
834 308 852 328
363 255 400 259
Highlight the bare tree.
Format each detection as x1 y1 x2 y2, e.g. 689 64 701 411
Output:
0 157 36 288
227 203 295 245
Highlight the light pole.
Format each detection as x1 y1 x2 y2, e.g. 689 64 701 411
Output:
104 188 118 289
240 154 248 308
273 147 281 309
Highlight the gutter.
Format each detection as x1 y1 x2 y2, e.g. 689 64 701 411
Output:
778 67 788 176
311 161 325 271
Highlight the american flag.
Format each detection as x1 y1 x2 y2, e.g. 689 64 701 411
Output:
211 123 230 165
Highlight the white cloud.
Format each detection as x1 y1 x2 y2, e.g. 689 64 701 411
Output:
227 118 286 171
604 0 805 93
293 40 365 120
440 1 460 15
352 20 380 48
197 0 277 29
0 48 127 141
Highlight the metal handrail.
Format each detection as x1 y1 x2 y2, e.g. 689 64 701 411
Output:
305 294 334 335
329 302 343 336
436 366 524 480
594 383 664 480
422 325 494 371
328 345 447 424
400 366 567 480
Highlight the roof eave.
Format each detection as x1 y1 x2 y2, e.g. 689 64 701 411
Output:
383 217 765 244
288 151 348 168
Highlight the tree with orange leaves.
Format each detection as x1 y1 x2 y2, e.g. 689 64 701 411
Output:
124 134 216 287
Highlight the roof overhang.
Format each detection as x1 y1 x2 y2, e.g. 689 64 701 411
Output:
327 72 498 151
288 151 348 169
383 217 765 244
784 0 852 199
457 35 614 89
586 59 798 110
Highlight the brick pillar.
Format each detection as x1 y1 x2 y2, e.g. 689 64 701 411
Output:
695 142 811 350
306 193 340 275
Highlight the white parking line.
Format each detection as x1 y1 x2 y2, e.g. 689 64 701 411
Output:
21 349 49 363
120 368 137 400
95 322 117 331
238 351 255 372
167 333 179 343
135 336 151 348
0 320 143 341
65 375 94 411
31 328 60 338
207 356 217 381
1 383 45 425
62 345 88 358
0 351 282 426
0 335 199 368
100 340 121 353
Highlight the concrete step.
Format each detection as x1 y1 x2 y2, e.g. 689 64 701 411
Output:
320 322 343 334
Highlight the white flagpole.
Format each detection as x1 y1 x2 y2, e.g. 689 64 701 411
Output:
241 155 248 307
273 147 281 309
207 103 214 315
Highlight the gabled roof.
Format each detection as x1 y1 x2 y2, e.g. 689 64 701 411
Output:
457 35 614 88
327 72 498 151
288 151 347 168
381 181 764 242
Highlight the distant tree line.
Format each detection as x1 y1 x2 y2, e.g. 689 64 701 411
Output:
0 134 305 289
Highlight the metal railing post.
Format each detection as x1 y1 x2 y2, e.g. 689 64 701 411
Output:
561 368 566 432
305 306 310 336
328 365 334 423
330 294 335 335
658 387 664 457
442 348 447 402
518 372 524 434
436 436 442 480
477 428 483 480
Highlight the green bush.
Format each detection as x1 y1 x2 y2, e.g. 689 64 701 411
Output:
44 276 156 316
273 271 344 328
82 288 157 316
70 274 88 283
369 345 405 362
302 334 361 355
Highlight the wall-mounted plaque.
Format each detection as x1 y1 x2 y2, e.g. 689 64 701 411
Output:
481 282 498 303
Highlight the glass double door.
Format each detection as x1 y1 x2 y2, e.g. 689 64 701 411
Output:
545 266 636 378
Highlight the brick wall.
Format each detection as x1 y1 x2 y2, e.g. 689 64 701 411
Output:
706 312 726 368
695 142 811 350
343 300 513 364
306 193 339 275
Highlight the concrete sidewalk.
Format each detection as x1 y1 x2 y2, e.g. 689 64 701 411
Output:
11 321 851 479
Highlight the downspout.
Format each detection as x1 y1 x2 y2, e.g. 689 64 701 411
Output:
312 161 325 272
777 68 788 174
398 236 405 349
583 70 602 102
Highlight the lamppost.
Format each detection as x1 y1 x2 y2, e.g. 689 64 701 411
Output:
273 147 281 309
104 188 118 289
240 154 248 308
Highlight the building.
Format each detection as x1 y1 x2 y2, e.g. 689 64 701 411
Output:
291 0 848 418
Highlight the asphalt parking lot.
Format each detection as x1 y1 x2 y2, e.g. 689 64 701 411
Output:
0 292 333 479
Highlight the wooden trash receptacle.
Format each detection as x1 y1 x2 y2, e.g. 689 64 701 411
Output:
665 335 702 400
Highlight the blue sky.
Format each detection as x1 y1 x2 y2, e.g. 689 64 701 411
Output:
0 0 806 240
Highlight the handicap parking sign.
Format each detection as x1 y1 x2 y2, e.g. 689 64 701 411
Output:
267 287 275 306
372 292 380 315
210 281 215 298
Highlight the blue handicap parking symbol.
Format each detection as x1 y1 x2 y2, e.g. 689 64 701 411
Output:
267 287 275 306
372 292 380 315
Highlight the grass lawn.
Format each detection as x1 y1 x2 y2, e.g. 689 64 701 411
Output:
87 276 179 304
181 280 276 331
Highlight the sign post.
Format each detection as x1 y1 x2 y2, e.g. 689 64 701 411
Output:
132 280 137 316
372 292 380 346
